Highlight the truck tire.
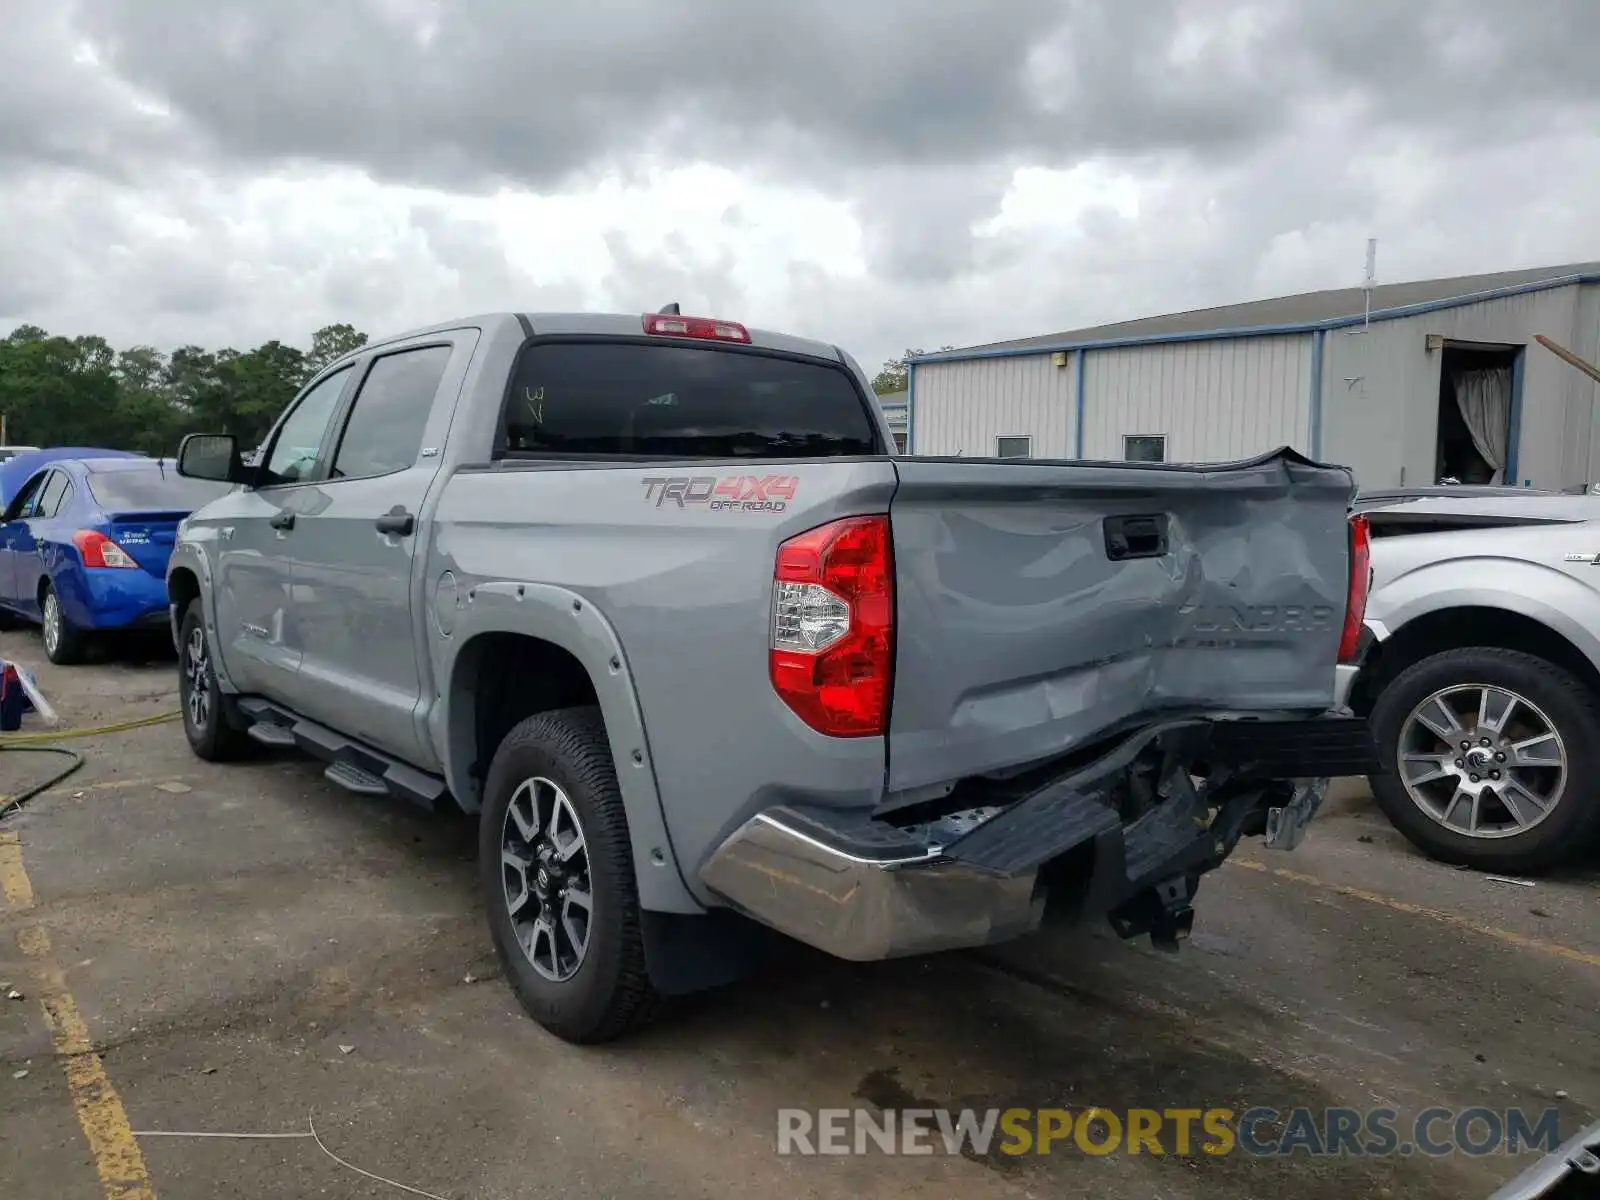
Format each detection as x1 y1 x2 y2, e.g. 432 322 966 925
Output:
176 603 252 762
479 706 662 1044
1368 647 1600 873
40 583 89 665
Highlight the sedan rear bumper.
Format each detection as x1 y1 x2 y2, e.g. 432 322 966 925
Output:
701 713 1378 962
57 567 169 631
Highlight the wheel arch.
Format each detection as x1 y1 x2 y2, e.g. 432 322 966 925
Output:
1352 602 1600 718
167 565 201 614
436 583 701 915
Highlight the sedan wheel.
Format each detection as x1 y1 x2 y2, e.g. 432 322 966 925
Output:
39 585 87 665
42 592 61 658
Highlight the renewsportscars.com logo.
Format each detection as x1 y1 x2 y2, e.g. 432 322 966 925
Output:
641 474 800 513
775 1106 1566 1158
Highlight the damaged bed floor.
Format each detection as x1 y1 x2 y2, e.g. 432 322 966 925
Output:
2 633 1597 1200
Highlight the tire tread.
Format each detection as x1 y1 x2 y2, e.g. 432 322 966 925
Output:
42 583 88 666
178 604 252 762
1368 645 1600 873
482 706 663 1043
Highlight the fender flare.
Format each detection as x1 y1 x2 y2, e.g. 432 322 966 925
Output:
165 542 243 694
434 581 702 915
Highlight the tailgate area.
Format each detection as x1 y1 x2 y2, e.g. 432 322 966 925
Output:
885 448 1356 795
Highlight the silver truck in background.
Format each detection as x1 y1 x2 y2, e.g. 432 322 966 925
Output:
166 310 1376 1043
1341 491 1600 873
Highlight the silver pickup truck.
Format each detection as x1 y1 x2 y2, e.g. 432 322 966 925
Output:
166 310 1376 1043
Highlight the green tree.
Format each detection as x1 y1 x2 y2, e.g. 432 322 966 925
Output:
0 319 365 457
306 323 368 374
872 346 954 396
217 341 309 448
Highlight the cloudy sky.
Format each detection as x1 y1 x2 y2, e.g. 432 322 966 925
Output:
3 0 1597 372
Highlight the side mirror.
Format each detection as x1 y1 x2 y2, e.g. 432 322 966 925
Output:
176 433 247 484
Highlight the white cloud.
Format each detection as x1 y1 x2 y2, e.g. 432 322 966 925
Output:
0 0 1596 373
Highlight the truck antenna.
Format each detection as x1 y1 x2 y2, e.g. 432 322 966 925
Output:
658 302 681 315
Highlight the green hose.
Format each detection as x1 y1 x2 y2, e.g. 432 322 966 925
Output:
0 745 85 820
0 710 180 820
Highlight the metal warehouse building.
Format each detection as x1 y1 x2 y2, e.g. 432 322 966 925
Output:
906 262 1600 490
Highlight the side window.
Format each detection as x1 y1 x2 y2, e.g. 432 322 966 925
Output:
42 476 74 518
4 471 49 520
34 472 69 518
263 366 353 485
329 345 452 480
1123 435 1167 464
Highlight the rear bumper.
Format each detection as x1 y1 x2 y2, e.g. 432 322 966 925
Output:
701 713 1378 962
58 568 169 631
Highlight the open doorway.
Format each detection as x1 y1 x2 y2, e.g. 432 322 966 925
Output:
1435 343 1519 484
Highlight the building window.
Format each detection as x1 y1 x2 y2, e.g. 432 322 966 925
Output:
1123 435 1166 463
996 436 1032 459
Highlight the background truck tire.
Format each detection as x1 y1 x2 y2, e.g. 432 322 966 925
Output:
176 603 252 762
1368 646 1600 874
479 706 662 1044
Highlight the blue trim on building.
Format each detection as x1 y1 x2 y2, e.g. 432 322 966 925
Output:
1309 329 1325 459
907 272 1600 366
1505 346 1527 485
1073 348 1087 458
905 362 916 455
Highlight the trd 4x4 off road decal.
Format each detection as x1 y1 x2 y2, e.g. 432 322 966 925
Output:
641 474 800 513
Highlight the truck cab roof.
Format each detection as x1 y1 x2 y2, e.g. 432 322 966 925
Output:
337 312 850 374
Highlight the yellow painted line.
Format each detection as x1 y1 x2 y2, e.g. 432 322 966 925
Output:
1230 857 1600 969
0 831 34 909
8 843 157 1198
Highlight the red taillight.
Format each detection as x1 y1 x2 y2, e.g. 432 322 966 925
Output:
770 515 894 737
1339 513 1371 663
641 313 751 343
73 530 138 569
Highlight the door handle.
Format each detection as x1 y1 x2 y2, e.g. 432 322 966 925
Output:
1103 514 1170 561
375 507 415 537
269 510 295 531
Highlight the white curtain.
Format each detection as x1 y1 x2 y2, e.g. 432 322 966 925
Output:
1452 367 1512 483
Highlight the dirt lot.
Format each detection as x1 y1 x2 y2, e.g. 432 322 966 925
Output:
2 629 1598 1199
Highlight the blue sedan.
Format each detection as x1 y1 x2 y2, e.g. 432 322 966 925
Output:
0 457 234 663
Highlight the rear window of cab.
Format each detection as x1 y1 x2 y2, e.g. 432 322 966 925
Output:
499 343 881 459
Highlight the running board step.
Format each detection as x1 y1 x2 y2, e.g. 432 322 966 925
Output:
324 760 388 796
235 697 447 812
246 721 296 747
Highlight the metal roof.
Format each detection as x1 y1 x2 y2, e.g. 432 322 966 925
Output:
912 261 1600 365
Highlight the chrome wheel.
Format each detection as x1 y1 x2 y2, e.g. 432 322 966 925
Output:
42 591 60 657
500 776 593 983
1398 683 1567 839
183 624 212 731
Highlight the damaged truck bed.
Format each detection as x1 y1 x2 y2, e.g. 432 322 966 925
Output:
167 310 1376 1042
706 448 1378 961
